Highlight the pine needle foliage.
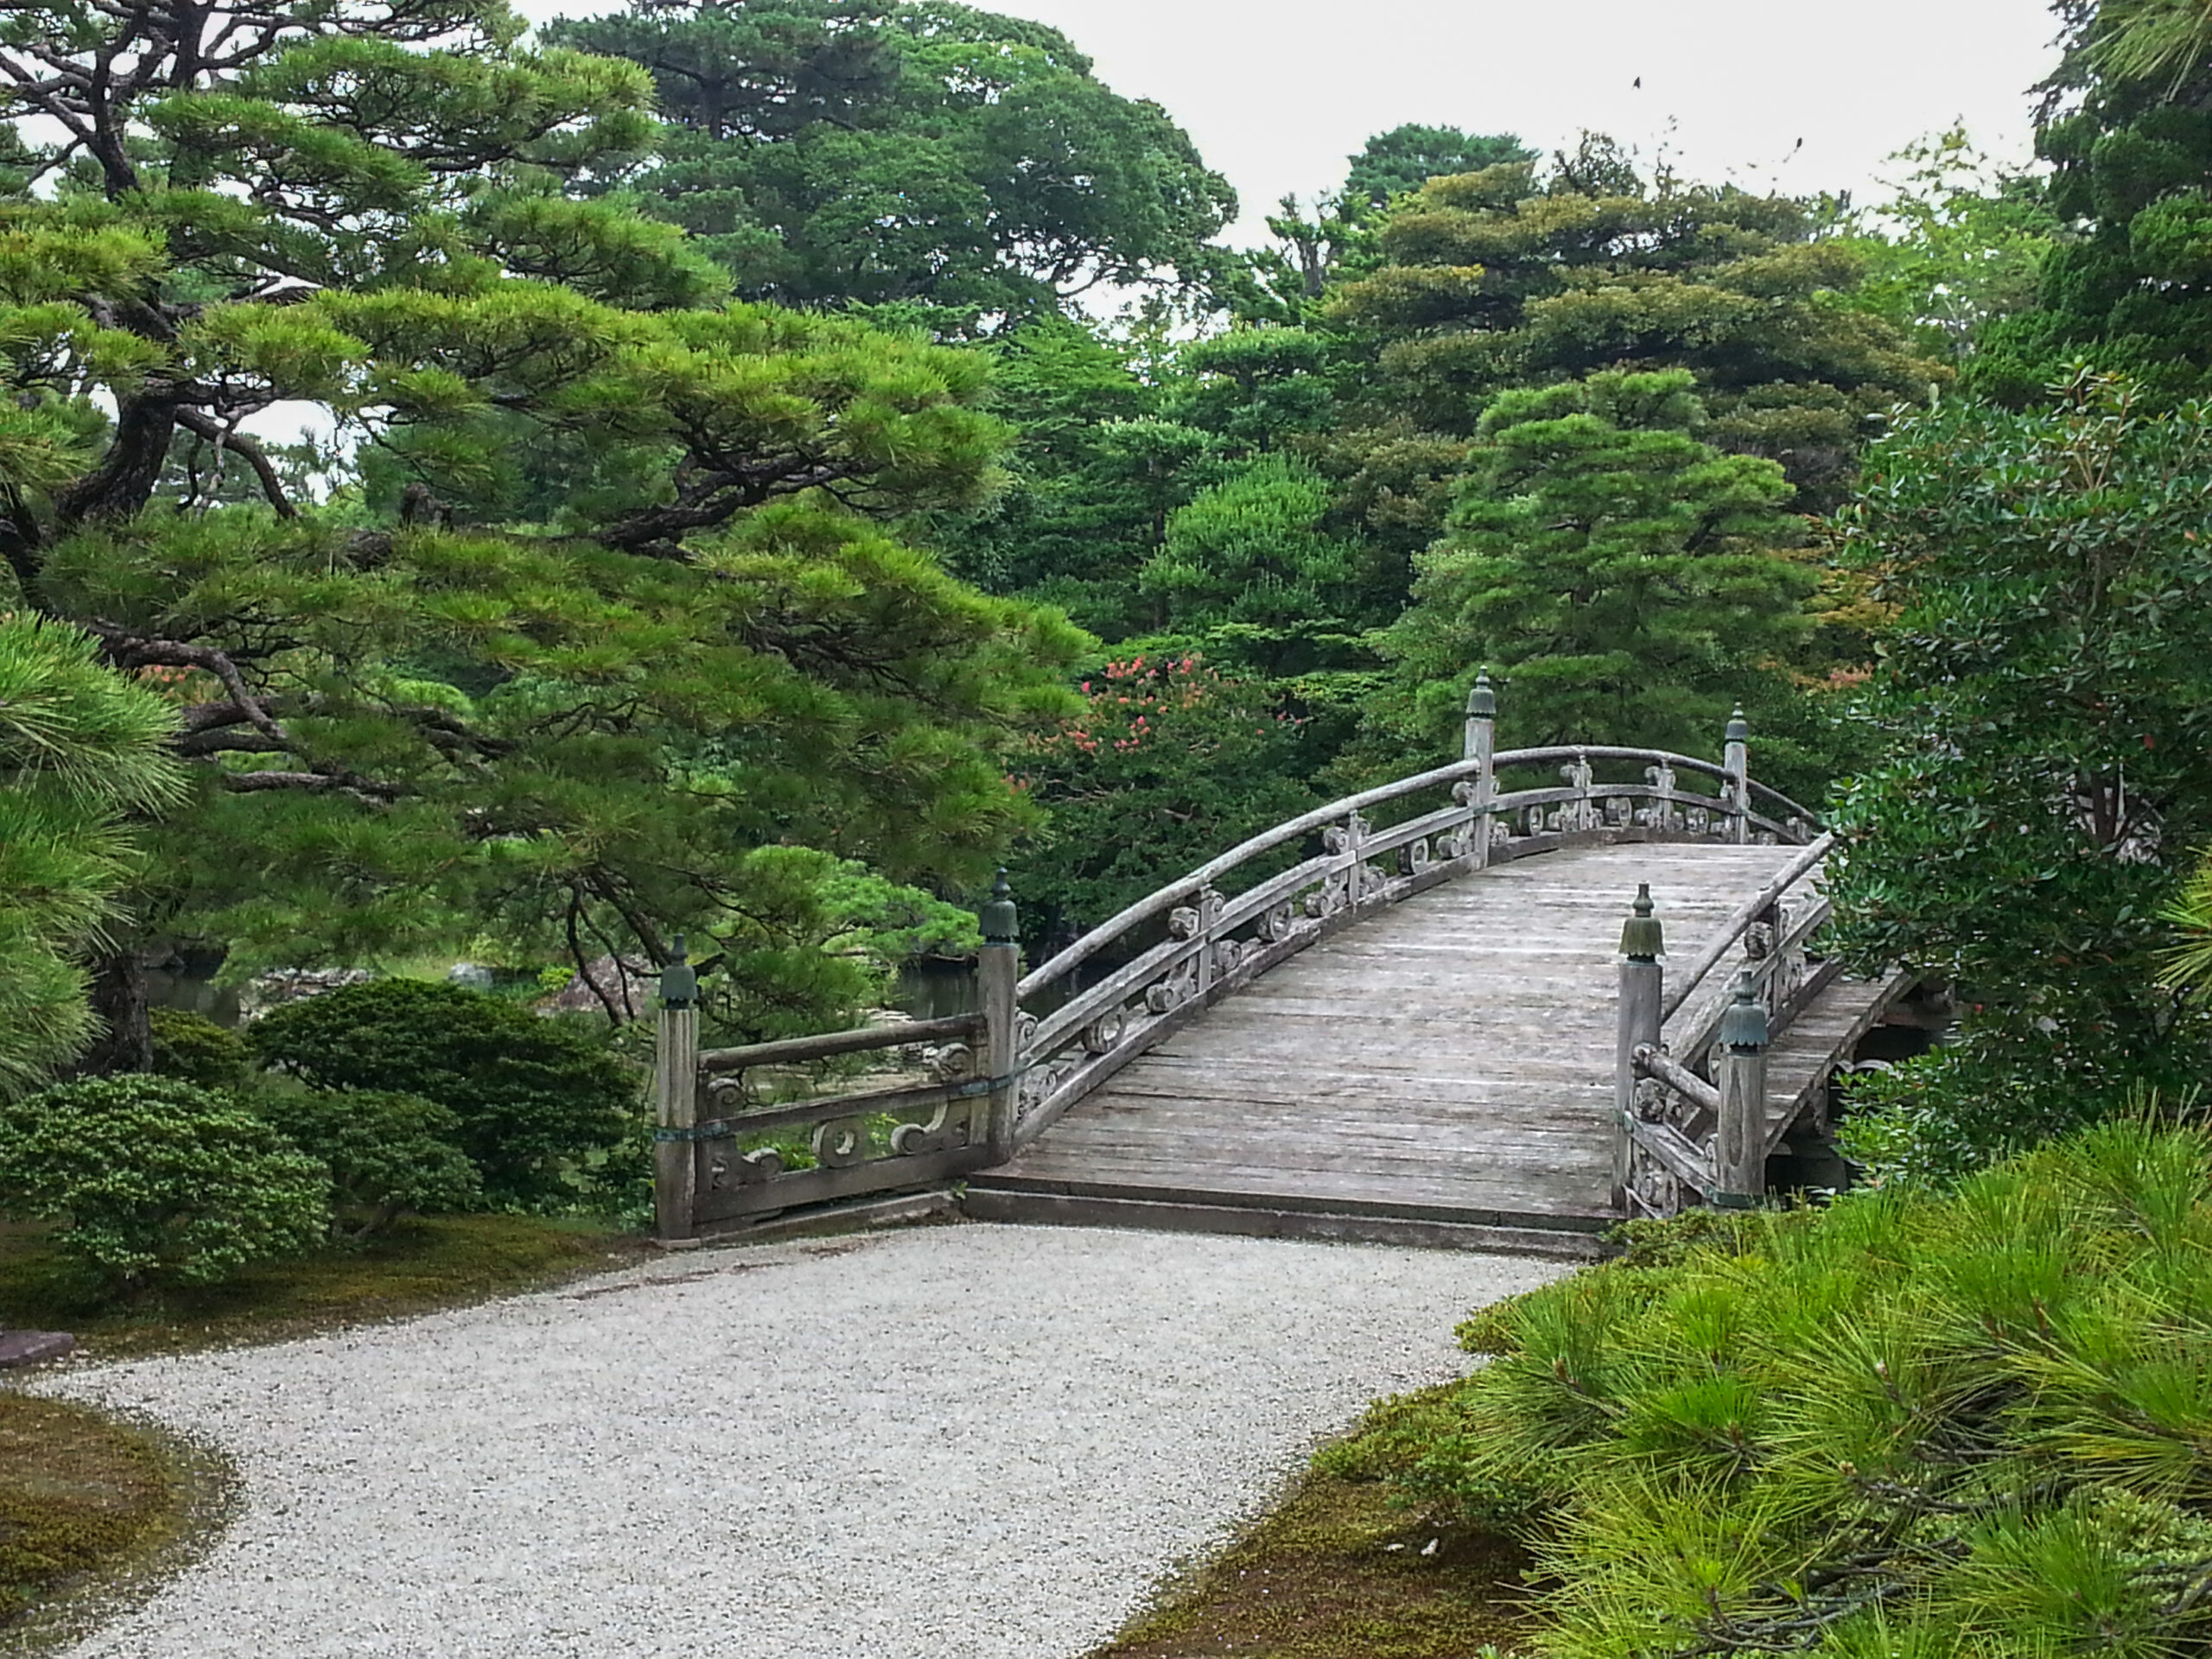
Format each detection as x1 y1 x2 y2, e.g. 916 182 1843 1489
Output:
0 0 1088 1065
0 615 181 1090
1344 1120 2212 1657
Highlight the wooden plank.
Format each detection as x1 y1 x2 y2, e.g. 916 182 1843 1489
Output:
987 840 1813 1236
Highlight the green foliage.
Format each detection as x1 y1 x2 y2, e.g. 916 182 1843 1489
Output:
248 980 639 1210
1332 148 1942 509
146 1007 251 1090
249 1086 483 1237
1344 125 1539 219
1827 372 2212 1178
1825 127 2060 362
1344 1119 2212 1657
1377 370 1819 771
546 0 1237 333
1970 3 2212 403
0 1076 328 1294
693 846 982 1044
0 616 181 1092
1 0 1086 1069
1005 653 1312 942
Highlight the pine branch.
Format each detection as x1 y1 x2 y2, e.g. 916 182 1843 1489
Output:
173 408 299 519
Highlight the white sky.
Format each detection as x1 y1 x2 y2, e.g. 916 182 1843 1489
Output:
520 0 2068 242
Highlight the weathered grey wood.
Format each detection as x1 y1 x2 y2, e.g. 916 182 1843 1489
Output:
1661 835 1834 1022
960 1186 1605 1260
1714 1035 1768 1201
1762 967 1920 1156
1637 1046 1722 1114
978 933 1020 1162
972 841 1803 1231
697 1013 981 1073
692 1143 988 1225
653 1002 698 1242
1615 887 1663 1213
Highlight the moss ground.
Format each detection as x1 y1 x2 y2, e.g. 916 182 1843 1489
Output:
0 1213 651 1361
0 1394 226 1655
1094 1463 1535 1659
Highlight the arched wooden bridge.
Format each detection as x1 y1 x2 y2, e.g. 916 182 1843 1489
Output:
650 685 1913 1256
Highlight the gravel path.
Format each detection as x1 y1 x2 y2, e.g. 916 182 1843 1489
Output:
40 1223 1560 1659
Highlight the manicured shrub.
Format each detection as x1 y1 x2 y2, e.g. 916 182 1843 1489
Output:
248 979 639 1209
250 1087 482 1238
146 1006 251 1090
1340 1119 2212 1656
0 1076 328 1294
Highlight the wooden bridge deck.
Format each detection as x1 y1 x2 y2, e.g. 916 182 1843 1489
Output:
968 842 1840 1255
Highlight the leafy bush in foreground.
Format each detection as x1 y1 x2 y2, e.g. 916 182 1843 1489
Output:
147 1007 253 1091
250 1088 482 1239
1338 1120 2212 1656
0 1077 328 1294
249 980 639 1211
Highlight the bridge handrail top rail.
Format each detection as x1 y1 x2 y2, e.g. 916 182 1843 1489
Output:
1018 743 1816 1000
696 1011 982 1074
1658 831 1837 1024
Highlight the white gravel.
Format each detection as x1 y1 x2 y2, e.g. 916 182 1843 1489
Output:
38 1222 1560 1659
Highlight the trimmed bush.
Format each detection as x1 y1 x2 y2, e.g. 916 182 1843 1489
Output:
248 980 639 1209
0 1076 328 1294
147 1006 251 1090
1338 1119 2212 1656
250 1087 482 1238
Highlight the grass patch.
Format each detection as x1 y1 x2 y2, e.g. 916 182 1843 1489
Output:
0 1214 652 1361
0 1393 221 1652
1094 1447 1535 1659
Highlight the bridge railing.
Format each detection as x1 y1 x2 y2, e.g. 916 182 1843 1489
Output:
1614 833 1842 1219
648 677 1820 1239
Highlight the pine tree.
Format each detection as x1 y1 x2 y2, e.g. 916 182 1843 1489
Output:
1970 0 2212 403
1 0 1084 1066
1379 370 1816 762
1332 142 1942 509
0 617 181 1090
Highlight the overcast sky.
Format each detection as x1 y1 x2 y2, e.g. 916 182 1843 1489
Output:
522 0 2069 243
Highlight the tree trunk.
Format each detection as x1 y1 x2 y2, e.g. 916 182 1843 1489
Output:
55 393 178 529
74 949 155 1075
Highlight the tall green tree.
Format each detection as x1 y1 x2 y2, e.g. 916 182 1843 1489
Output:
0 0 1083 1067
1825 128 2060 364
0 618 182 1091
1378 370 1818 769
1971 0 2212 403
1332 141 1943 508
1245 124 1535 318
1827 371 2212 1183
546 0 1238 333
1343 124 1537 218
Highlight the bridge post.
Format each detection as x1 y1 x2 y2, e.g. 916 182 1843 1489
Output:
1713 969 1769 1203
1464 671 1497 868
652 937 700 1243
1614 884 1663 1213
977 870 1022 1164
1723 707 1750 844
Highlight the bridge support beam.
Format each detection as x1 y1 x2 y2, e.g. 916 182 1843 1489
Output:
1714 969 1769 1204
1614 885 1664 1214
